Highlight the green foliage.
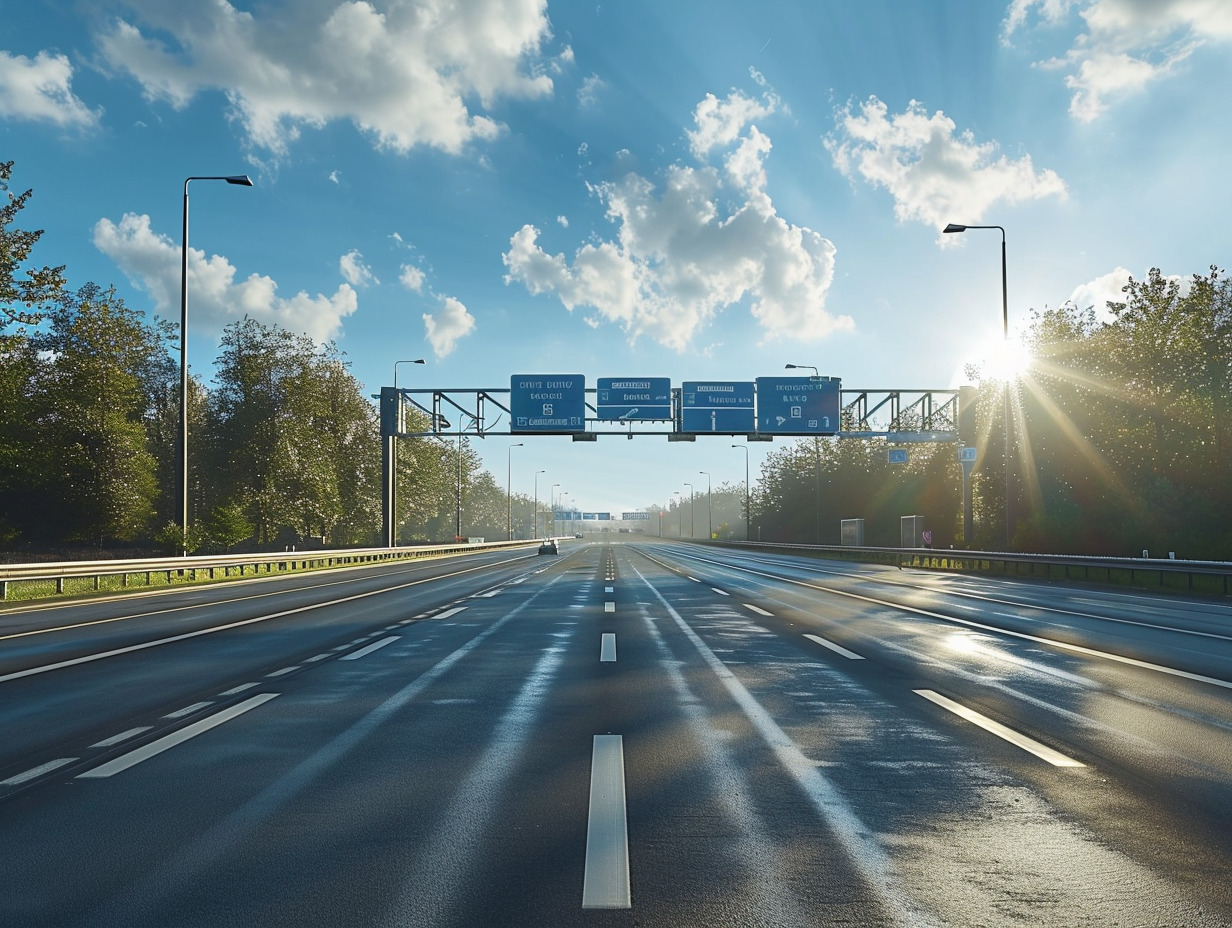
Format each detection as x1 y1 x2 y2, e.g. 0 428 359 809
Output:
203 501 254 552
0 161 65 330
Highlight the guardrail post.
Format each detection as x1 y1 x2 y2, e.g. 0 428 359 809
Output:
0 580 6 600
57 578 64 594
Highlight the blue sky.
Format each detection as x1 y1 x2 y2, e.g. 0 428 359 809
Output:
3 0 1230 518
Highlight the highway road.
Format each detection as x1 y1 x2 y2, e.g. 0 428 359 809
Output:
1 539 1230 927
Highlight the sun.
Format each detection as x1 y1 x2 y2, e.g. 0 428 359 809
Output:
974 337 1033 382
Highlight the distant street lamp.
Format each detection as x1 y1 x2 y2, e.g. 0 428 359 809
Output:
683 482 694 539
533 470 546 538
785 362 819 378
943 222 1012 549
551 484 560 535
673 491 682 538
699 471 712 540
181 174 252 556
731 444 750 542
507 443 523 540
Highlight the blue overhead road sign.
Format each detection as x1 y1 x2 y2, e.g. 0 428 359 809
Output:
510 374 586 432
755 376 841 435
681 381 755 433
597 377 672 421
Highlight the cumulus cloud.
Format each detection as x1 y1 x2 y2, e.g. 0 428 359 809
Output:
339 249 378 287
0 49 100 128
1004 0 1232 121
399 263 425 292
577 74 604 108
95 0 563 158
826 96 1067 235
93 212 357 342
423 296 475 357
503 85 849 349
1068 266 1131 319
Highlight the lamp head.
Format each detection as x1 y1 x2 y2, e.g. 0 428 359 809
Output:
225 175 254 187
942 223 966 234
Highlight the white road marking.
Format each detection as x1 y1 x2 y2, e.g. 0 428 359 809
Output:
604 586 614 593
163 701 213 719
305 653 332 662
341 636 400 661
472 590 501 598
803 633 865 660
266 666 299 677
744 604 773 616
604 602 615 613
687 576 700 582
913 689 1085 767
2 758 77 786
711 588 730 596
78 693 279 779
434 606 467 619
600 633 617 662
219 682 259 696
582 735 631 909
90 727 152 748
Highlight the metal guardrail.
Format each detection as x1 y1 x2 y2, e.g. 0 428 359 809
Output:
707 540 1232 597
0 538 553 602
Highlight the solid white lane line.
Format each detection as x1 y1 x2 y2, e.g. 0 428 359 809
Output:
163 701 214 719
803 633 865 660
604 602 616 613
434 606 467 619
340 636 400 661
266 666 299 677
78 693 279 779
90 727 152 748
744 603 773 616
2 758 77 786
582 735 631 909
219 682 259 696
600 633 617 662
913 689 1085 767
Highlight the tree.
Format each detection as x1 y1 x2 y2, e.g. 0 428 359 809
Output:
1 161 65 331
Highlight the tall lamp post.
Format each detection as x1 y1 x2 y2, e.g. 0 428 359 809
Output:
551 484 560 536
506 443 523 540
698 471 712 540
683 482 694 539
943 222 1011 549
181 174 253 556
533 470 546 538
673 491 682 537
390 359 426 546
731 444 750 542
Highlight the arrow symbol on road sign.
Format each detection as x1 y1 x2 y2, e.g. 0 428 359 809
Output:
619 408 639 421
776 416 787 426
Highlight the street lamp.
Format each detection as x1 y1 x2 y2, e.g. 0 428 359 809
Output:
533 470 546 538
731 444 750 542
551 484 560 536
785 363 819 378
507 443 523 540
180 174 252 556
943 222 1011 549
699 471 712 540
673 491 682 537
683 482 694 539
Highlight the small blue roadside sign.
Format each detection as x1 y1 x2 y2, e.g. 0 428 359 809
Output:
958 446 978 462
755 376 841 434
888 448 909 464
680 381 756 433
510 374 586 432
597 377 672 421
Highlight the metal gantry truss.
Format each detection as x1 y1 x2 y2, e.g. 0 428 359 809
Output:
383 386 961 441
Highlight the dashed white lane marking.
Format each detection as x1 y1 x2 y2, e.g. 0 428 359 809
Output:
266 666 299 677
581 734 631 909
604 602 616 613
472 590 501 598
803 633 865 661
604 586 614 593
600 633 617 662
90 727 152 748
744 604 773 616
163 701 213 719
913 689 1085 767
305 653 332 662
2 757 77 786
687 576 700 582
341 636 400 661
219 682 259 696
78 693 279 779
711 588 729 596
434 606 468 620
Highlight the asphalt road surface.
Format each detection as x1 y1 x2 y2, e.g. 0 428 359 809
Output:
1 539 1230 927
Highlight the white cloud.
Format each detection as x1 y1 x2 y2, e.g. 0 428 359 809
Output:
423 296 475 357
556 215 568 227
0 49 100 128
504 87 850 349
399 263 426 292
826 96 1067 235
93 212 357 342
96 0 563 159
1005 0 1232 121
328 169 341 184
1068 266 1131 320
339 249 378 287
577 73 604 108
